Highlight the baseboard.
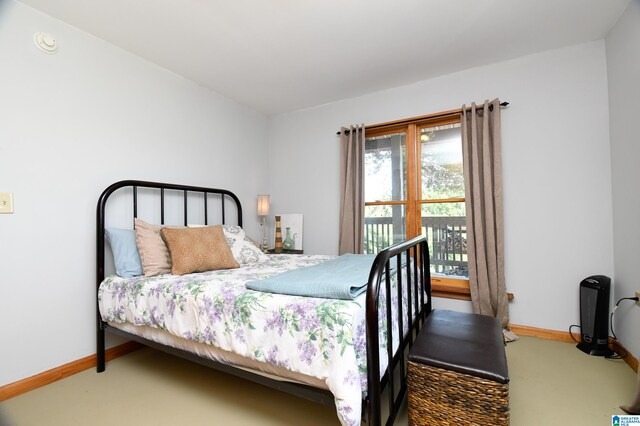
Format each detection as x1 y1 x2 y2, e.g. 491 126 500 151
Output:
0 341 142 401
510 323 638 372
610 339 639 373
509 323 576 343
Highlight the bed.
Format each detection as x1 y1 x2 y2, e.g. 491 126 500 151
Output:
96 180 432 426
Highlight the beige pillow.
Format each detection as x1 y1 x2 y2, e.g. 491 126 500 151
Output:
160 225 240 275
134 218 172 276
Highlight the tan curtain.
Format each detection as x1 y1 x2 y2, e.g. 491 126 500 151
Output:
461 99 516 341
338 124 365 255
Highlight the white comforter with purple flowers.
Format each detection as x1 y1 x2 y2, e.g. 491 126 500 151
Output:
99 254 412 426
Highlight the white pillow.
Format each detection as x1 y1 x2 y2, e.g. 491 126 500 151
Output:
222 225 268 264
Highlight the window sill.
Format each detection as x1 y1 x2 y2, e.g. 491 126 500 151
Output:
431 276 514 301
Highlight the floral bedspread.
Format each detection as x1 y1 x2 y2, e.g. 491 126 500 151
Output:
99 254 411 426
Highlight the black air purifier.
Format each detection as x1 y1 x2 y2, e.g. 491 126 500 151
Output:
577 275 614 357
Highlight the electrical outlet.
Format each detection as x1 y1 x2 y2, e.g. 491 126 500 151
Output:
636 291 640 306
0 192 14 214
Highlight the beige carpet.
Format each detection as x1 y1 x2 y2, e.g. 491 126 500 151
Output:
1 336 636 425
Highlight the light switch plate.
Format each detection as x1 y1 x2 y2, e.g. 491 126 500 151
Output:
0 192 14 213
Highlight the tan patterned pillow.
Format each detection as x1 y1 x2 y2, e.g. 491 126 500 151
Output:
160 225 239 275
134 218 173 276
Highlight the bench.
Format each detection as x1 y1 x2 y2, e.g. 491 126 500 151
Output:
407 309 510 425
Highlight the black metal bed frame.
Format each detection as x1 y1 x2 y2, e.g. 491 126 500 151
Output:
96 180 432 426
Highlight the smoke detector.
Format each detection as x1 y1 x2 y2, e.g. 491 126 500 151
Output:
34 32 58 54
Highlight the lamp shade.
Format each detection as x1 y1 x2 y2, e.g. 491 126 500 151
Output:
257 194 270 216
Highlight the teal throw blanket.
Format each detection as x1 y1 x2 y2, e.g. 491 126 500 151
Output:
246 254 376 300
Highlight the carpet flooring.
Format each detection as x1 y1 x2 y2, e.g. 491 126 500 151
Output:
1 336 637 425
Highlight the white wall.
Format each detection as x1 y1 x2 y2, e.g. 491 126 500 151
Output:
606 0 640 359
268 42 614 333
0 0 268 387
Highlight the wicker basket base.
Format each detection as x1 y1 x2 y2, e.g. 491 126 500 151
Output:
408 361 509 426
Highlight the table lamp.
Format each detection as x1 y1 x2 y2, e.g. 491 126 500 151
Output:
257 194 270 253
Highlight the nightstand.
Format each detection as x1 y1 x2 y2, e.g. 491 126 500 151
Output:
267 249 304 254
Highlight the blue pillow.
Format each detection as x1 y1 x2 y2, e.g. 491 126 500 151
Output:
105 228 143 278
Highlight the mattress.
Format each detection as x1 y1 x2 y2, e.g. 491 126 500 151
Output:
108 321 329 389
99 254 416 426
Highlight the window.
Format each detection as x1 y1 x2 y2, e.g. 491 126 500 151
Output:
364 112 469 298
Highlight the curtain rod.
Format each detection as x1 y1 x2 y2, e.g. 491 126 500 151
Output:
336 101 509 135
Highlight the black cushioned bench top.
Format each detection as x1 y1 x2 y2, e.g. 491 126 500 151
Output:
408 309 509 384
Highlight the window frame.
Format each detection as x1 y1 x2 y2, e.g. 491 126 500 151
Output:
364 111 471 300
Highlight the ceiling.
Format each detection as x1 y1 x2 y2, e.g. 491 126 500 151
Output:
19 0 630 116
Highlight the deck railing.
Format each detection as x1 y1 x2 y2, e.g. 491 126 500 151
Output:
364 216 468 277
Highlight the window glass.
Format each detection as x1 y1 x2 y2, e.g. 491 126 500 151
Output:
365 132 406 202
421 202 468 277
364 204 406 255
420 123 464 200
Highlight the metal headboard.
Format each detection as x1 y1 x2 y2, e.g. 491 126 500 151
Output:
96 179 243 287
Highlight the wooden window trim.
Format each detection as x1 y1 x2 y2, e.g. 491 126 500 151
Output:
365 200 406 206
365 111 496 302
366 110 461 135
431 276 471 300
405 124 420 240
432 277 514 301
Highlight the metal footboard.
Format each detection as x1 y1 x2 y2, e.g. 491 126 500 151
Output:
365 236 432 426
